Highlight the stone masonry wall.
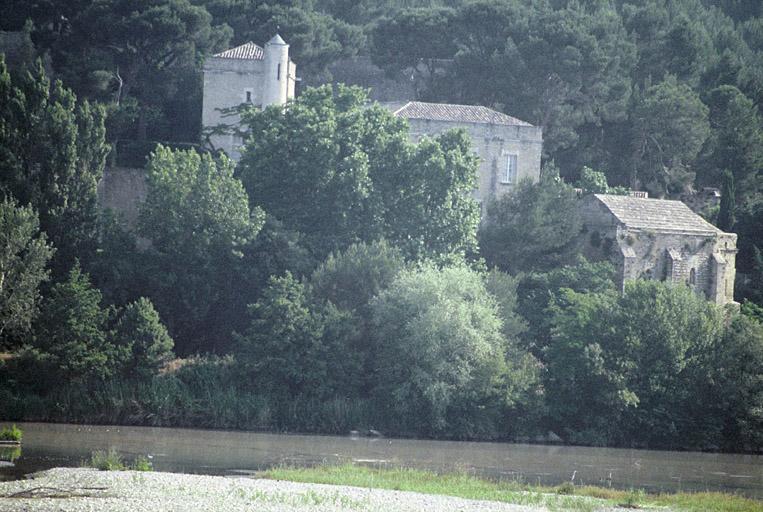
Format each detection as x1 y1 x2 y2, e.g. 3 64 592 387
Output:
97 167 147 227
202 58 265 158
579 195 736 304
406 118 543 208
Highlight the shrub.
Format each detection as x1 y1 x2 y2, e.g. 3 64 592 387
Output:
0 424 22 442
112 297 174 378
369 264 538 437
131 455 153 471
89 448 125 470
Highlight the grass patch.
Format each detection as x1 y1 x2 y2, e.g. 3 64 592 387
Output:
0 424 22 442
263 464 763 512
264 464 603 511
86 449 154 471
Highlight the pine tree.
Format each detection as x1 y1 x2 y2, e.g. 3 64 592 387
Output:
718 169 736 231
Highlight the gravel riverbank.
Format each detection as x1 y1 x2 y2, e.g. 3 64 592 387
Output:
0 468 612 512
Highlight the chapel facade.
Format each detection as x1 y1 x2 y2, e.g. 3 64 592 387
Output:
579 193 737 305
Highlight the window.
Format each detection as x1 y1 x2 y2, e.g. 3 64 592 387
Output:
689 268 696 286
502 154 518 184
277 63 281 80
245 90 252 103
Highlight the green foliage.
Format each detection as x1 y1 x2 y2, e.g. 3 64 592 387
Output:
0 198 55 347
741 300 763 324
0 56 108 275
630 76 710 196
310 239 405 311
131 455 154 471
207 2 365 75
112 297 174 378
57 0 227 142
88 448 125 471
371 7 456 91
516 257 617 358
238 84 479 261
0 424 22 442
717 170 736 231
699 86 763 202
138 146 264 354
369 264 538 438
479 179 583 274
576 167 629 195
31 263 116 383
545 280 724 447
711 314 763 450
235 272 333 397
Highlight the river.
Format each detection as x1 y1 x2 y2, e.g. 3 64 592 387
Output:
1 422 761 498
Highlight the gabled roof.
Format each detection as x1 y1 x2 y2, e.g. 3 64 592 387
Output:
392 101 533 127
214 41 264 60
593 194 722 235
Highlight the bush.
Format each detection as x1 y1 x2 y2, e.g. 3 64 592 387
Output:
131 455 153 471
31 263 117 383
89 448 125 470
112 297 174 378
0 424 22 442
369 264 538 438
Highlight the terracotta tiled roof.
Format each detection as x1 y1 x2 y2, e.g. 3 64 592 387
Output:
392 101 533 126
214 41 264 60
593 194 722 235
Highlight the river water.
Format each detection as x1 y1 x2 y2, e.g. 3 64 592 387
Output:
1 422 762 498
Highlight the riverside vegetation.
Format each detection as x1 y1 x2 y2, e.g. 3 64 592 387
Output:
265 464 763 512
0 0 763 454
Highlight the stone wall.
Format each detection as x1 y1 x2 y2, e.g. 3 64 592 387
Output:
406 118 543 208
97 167 147 227
579 195 737 304
202 58 266 159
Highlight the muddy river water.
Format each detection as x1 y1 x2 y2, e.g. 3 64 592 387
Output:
1 422 761 497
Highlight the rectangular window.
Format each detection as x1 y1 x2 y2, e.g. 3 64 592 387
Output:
277 63 281 80
245 90 252 103
503 154 518 184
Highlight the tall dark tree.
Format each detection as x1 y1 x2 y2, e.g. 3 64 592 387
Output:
138 146 264 354
57 0 228 141
0 198 55 347
718 169 736 231
0 57 109 275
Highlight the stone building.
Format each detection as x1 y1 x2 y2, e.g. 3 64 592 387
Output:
202 35 297 160
579 193 737 305
388 101 542 208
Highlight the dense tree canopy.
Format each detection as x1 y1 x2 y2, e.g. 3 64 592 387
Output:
0 198 54 346
238 85 480 261
0 57 108 275
479 178 582 274
138 146 264 354
370 263 538 438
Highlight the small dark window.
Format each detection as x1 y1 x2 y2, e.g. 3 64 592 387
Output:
277 63 281 80
246 91 252 103
689 268 696 286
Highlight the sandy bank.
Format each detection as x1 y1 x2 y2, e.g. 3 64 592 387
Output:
0 468 606 511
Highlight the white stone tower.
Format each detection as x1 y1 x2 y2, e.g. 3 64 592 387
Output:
201 35 296 160
262 34 290 107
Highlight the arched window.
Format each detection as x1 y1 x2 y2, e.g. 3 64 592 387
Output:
689 268 696 286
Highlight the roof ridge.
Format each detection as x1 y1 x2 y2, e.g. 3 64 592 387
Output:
393 101 533 127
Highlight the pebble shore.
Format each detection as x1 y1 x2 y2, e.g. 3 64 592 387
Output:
0 468 588 512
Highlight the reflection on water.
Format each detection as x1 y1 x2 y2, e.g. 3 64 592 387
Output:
1 422 762 498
